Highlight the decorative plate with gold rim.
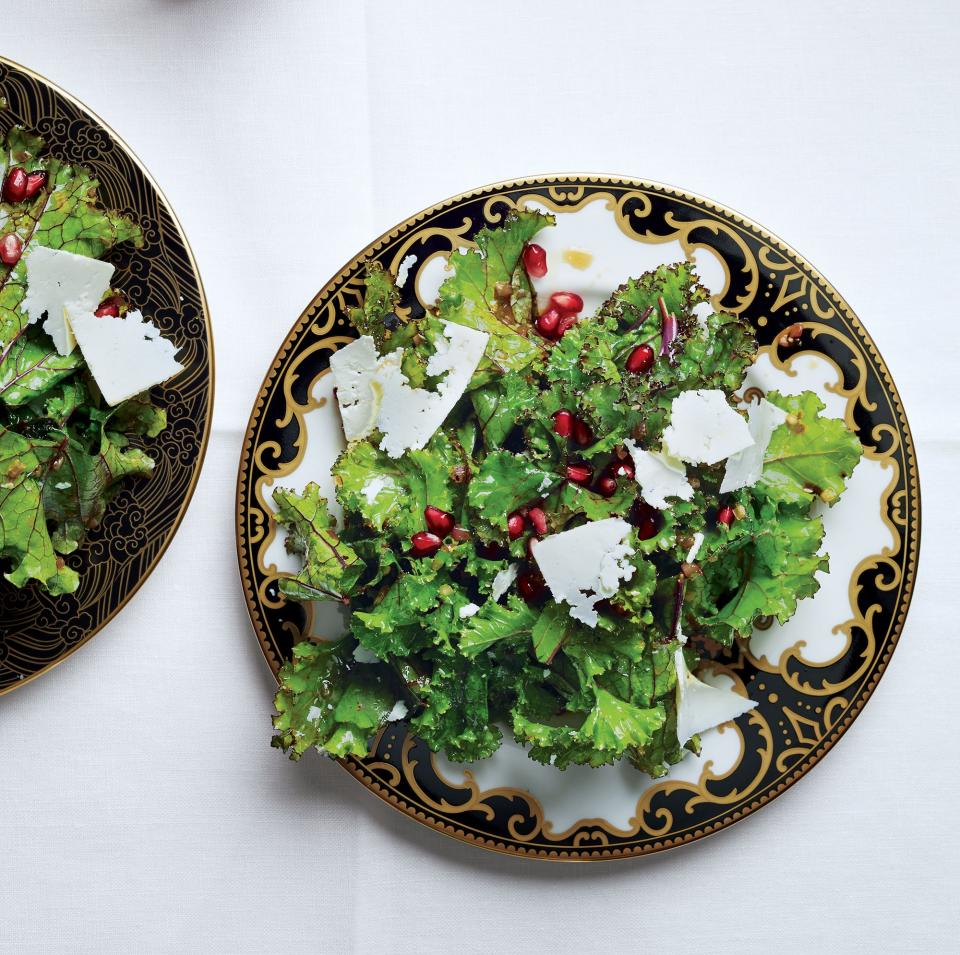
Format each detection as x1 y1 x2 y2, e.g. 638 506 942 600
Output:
0 58 213 694
237 177 919 860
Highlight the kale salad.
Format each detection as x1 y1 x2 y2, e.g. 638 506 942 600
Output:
271 210 862 776
0 123 184 596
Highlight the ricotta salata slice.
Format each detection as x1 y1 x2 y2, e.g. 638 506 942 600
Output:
329 321 489 458
490 563 519 603
531 517 635 628
21 246 115 356
68 309 185 406
623 440 693 509
662 389 754 466
720 397 789 493
675 648 757 747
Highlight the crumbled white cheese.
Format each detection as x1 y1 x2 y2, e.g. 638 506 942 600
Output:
306 705 323 723
329 321 489 458
68 309 184 406
491 563 518 602
720 398 789 493
361 475 396 505
531 518 635 628
458 602 480 619
395 254 416 288
22 246 115 356
662 389 754 466
675 648 756 747
686 532 705 564
352 644 380 664
624 440 693 509
387 700 409 722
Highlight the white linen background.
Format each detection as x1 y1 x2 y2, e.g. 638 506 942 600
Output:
1 1 957 952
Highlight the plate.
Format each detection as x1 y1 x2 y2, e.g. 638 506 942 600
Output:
237 177 919 859
0 58 213 693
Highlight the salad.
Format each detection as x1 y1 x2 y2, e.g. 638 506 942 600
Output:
0 123 183 595
271 210 862 776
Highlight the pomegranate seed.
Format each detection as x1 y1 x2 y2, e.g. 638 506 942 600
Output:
0 233 23 266
549 291 583 314
94 300 121 318
517 571 545 602
597 475 618 497
507 511 526 540
626 343 655 373
451 525 471 542
528 506 548 536
717 505 735 528
424 505 454 537
565 463 593 485
553 409 573 437
410 531 442 556
522 243 548 279
2 167 27 203
610 460 634 481
536 307 561 339
556 313 579 337
635 502 660 540
572 418 592 446
23 170 47 199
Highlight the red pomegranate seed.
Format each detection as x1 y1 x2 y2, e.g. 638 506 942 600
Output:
507 511 526 540
626 343 655 373
556 313 579 337
597 475 618 498
94 300 121 318
517 571 545 602
717 505 735 528
635 502 660 540
536 307 561 339
553 409 573 437
23 170 47 199
527 506 548 536
610 459 635 481
0 233 23 266
2 167 27 203
549 291 583 314
410 531 442 556
522 243 548 279
451 525 471 542
565 463 593 485
572 418 593 446
424 505 454 537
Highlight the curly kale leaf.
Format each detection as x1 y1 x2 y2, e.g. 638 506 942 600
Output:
272 640 400 760
437 209 553 371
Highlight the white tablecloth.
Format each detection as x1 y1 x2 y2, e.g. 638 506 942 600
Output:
2 2 957 952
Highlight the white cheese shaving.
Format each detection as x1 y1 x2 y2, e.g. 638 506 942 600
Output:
662 389 754 466
719 398 789 493
329 321 489 458
395 254 416 288
68 309 184 406
531 518 635 628
458 602 481 619
387 700 409 722
624 440 694 509
675 648 756 747
352 644 380 664
306 705 323 723
22 246 115 356
491 563 518 602
686 531 705 564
